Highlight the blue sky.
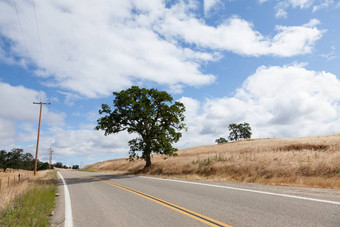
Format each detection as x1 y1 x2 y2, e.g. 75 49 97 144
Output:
1 0 340 167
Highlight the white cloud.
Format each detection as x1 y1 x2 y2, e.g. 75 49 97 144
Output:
177 65 340 148
19 126 137 165
0 81 65 148
204 0 222 16
275 2 289 18
49 128 133 157
259 0 315 8
0 82 65 124
0 0 323 98
258 0 271 3
321 50 337 61
289 0 315 8
273 0 338 17
0 119 16 148
159 16 323 57
313 0 334 12
269 19 323 56
0 0 216 98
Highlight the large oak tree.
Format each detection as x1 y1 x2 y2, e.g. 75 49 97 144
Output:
95 86 186 168
228 122 252 141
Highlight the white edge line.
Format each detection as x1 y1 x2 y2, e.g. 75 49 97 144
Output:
58 171 74 227
138 176 340 205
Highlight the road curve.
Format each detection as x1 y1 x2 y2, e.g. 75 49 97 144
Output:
51 171 340 227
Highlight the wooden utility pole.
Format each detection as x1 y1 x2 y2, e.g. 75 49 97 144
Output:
33 101 50 175
49 147 54 169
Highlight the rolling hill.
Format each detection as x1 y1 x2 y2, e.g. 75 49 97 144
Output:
84 134 340 188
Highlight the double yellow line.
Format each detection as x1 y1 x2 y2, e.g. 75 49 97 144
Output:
74 172 232 227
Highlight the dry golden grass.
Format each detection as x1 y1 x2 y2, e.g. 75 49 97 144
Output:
84 134 340 189
0 170 54 212
0 169 35 189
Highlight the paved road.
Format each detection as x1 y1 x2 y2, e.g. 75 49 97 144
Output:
51 171 340 227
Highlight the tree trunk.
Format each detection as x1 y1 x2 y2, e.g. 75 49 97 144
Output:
144 154 151 168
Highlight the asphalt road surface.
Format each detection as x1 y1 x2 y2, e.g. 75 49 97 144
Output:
51 171 340 227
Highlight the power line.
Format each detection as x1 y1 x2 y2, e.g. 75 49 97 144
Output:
32 0 46 71
11 0 32 62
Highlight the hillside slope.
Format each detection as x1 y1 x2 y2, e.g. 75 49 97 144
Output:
84 134 340 188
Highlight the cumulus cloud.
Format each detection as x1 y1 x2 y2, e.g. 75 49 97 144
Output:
0 0 323 98
269 19 323 56
18 125 138 165
177 65 340 148
289 0 315 8
313 0 334 12
0 119 16 148
275 2 290 18
49 128 134 157
273 0 338 18
0 82 65 123
0 0 216 98
259 0 315 8
160 15 323 56
0 81 65 148
204 0 222 16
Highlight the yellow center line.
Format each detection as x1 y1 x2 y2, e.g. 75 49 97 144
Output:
73 172 232 227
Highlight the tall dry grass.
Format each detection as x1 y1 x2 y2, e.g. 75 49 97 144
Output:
0 170 54 212
84 134 340 189
0 169 35 190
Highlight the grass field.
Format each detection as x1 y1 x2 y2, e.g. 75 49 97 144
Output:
84 134 340 188
0 169 35 191
0 171 57 226
0 170 56 214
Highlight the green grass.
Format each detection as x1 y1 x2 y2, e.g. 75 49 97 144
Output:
77 169 96 172
0 174 57 227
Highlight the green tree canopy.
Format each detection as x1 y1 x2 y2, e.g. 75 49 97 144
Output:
215 137 228 144
54 162 64 168
37 161 50 171
1 148 24 171
0 148 51 172
21 153 35 170
228 122 252 141
95 86 186 167
0 150 7 171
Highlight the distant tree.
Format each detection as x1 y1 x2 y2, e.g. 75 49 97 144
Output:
0 150 7 171
37 161 49 171
54 162 63 168
10 148 24 169
228 123 240 141
0 149 50 172
72 165 79 170
1 148 23 172
215 137 228 144
228 122 252 141
22 153 35 170
239 122 252 140
95 86 186 168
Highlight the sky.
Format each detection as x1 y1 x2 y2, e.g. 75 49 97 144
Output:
0 0 340 167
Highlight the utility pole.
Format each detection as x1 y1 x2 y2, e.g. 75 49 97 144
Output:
49 147 54 169
33 101 50 175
